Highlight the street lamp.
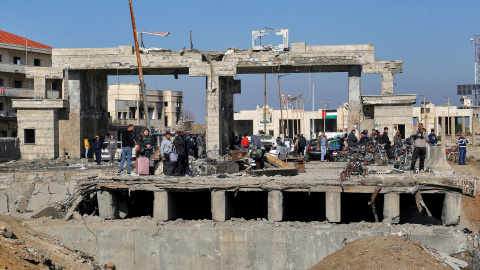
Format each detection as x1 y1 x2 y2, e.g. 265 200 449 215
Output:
278 74 289 136
303 100 310 136
319 101 331 133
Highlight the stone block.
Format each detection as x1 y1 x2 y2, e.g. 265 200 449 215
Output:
0 191 8 214
216 162 239 174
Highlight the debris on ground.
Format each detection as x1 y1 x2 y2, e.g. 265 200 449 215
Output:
309 235 465 270
0 214 104 270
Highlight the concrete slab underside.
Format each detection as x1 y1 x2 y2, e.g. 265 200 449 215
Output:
30 220 468 270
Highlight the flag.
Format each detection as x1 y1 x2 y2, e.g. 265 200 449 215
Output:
321 110 337 119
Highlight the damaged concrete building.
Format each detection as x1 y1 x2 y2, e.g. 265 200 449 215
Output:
11 38 405 158
108 83 183 132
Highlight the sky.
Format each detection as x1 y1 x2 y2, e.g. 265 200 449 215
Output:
1 0 479 124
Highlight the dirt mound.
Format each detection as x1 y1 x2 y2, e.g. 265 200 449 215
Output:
0 214 106 270
310 235 455 270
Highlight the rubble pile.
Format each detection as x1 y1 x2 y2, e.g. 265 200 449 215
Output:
0 215 107 270
310 235 467 270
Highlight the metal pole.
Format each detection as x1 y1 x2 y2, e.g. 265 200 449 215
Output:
286 97 289 137
129 0 152 134
264 73 267 133
278 76 284 136
25 31 28 66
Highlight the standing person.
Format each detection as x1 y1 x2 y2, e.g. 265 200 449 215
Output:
106 134 117 165
92 135 104 165
347 129 358 149
458 133 469 165
173 131 186 176
196 134 204 158
192 136 199 159
161 131 174 176
428 129 438 146
284 135 292 153
241 134 249 151
84 136 90 158
393 130 403 156
370 129 378 143
410 123 429 172
184 132 193 175
381 127 392 158
138 128 155 159
317 132 329 162
250 133 266 169
297 132 306 156
359 131 369 146
118 124 136 175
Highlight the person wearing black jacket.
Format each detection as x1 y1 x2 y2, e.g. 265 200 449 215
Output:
118 124 136 175
92 135 104 165
173 131 186 176
137 128 156 159
359 131 370 146
347 129 358 149
381 127 392 158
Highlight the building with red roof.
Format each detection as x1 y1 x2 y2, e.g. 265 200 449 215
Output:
0 30 54 137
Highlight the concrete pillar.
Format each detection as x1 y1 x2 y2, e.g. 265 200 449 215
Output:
153 190 172 221
268 190 283 221
325 192 341 223
382 193 400 224
97 190 118 219
451 116 456 144
33 77 47 99
205 76 235 156
441 117 446 145
434 116 438 134
211 190 229 222
381 72 394 95
441 193 462 225
462 116 466 134
348 66 362 132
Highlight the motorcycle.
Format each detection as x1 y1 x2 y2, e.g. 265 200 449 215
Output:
361 143 389 166
394 145 412 171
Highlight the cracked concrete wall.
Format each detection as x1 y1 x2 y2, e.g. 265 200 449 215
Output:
31 221 468 270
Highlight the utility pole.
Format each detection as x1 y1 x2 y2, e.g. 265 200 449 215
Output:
278 74 288 136
264 73 267 133
444 96 450 144
312 73 315 139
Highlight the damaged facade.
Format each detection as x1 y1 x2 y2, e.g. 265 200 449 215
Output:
108 83 183 132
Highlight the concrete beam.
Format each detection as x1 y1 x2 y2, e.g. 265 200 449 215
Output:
325 192 341 223
383 193 400 224
441 193 461 225
211 190 230 222
268 190 283 222
97 190 118 219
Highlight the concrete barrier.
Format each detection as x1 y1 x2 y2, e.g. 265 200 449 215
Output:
0 137 20 162
424 146 436 169
427 146 452 172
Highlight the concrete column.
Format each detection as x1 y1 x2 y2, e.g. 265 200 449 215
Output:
211 190 229 222
434 116 438 134
348 66 362 132
325 192 341 223
382 193 400 224
205 76 235 156
462 116 466 134
441 117 446 145
268 190 283 221
97 190 118 219
451 116 456 144
153 190 172 221
381 72 394 95
441 193 462 225
33 77 47 99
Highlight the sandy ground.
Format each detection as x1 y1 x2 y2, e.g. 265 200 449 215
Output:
309 235 453 270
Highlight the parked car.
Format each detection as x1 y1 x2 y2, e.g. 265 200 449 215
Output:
254 134 276 151
101 141 137 161
269 140 289 161
305 139 331 161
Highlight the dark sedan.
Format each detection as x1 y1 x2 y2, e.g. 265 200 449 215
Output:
306 139 328 161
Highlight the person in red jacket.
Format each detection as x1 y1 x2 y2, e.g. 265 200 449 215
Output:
241 135 249 150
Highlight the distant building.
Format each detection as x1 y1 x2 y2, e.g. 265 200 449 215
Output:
0 30 53 137
108 83 183 132
234 105 337 139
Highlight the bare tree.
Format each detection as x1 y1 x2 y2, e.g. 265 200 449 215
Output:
183 109 196 122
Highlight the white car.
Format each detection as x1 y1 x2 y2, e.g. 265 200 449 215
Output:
269 140 289 161
101 141 137 161
254 134 276 151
